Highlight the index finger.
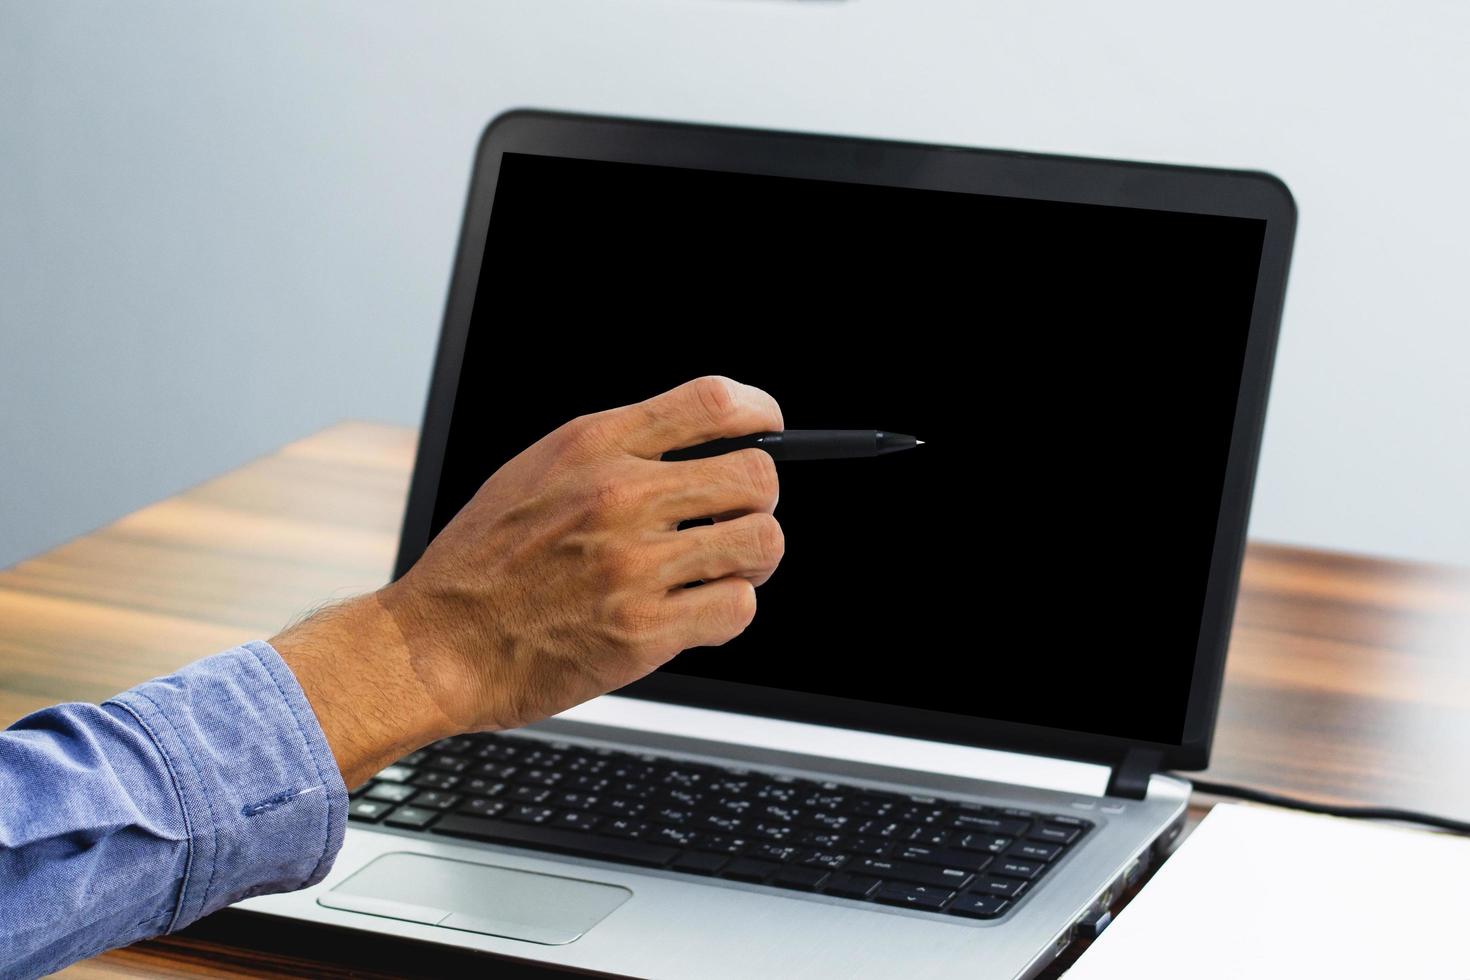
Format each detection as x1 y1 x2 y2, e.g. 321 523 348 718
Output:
601 376 784 459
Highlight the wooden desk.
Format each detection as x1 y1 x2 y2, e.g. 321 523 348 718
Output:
4 422 1469 977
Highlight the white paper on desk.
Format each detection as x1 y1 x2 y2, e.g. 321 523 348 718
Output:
1068 802 1470 979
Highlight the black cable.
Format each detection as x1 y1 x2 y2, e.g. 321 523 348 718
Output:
1173 775 1470 837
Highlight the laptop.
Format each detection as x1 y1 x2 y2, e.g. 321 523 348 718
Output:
240 111 1295 978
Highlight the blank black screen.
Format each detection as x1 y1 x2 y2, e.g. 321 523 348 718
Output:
430 152 1265 745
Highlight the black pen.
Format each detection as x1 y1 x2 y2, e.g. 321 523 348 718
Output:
663 430 924 462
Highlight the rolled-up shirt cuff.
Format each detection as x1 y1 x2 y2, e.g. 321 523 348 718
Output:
107 640 349 929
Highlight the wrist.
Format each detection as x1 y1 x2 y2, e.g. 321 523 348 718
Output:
375 576 510 733
272 591 462 788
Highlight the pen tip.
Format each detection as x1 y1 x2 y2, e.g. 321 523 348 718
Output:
916 440 925 446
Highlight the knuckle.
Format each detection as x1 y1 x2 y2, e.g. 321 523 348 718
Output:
593 538 643 586
586 476 633 518
749 514 785 564
734 448 779 500
563 414 613 455
607 594 662 638
559 414 595 443
726 581 758 630
689 375 739 424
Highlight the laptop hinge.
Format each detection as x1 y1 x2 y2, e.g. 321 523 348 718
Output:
1106 748 1163 800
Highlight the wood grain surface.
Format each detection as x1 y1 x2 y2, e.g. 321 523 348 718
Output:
3 422 1467 977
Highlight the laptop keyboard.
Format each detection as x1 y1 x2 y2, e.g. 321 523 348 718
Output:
347 731 1092 920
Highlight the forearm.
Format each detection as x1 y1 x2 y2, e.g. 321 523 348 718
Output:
270 590 464 788
0 643 348 978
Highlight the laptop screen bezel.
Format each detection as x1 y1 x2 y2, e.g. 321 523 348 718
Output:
395 110 1296 773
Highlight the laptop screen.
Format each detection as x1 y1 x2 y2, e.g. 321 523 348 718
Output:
428 150 1266 747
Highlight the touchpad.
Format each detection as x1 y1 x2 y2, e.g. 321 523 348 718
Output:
317 852 632 945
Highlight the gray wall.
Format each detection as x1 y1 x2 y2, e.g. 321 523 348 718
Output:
3 0 1469 569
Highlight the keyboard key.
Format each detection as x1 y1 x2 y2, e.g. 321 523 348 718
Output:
972 875 1029 898
348 799 392 822
823 873 881 899
554 791 600 810
460 778 507 798
411 791 461 811
595 798 647 819
611 763 656 782
1047 814 1091 828
991 858 1044 880
753 804 803 824
647 806 695 826
898 805 948 826
663 768 711 788
384 806 438 829
602 818 651 839
804 812 850 831
659 788 704 809
374 765 415 784
948 894 1010 919
475 742 519 761
426 754 470 773
801 831 847 850
893 844 993 873
750 843 799 863
755 783 800 804
671 850 728 875
568 775 613 793
365 782 417 804
748 821 797 842
770 866 829 891
799 789 849 811
412 771 461 791
873 882 953 911
505 805 556 825
853 796 899 817
510 785 553 803
612 780 655 799
844 836 891 857
952 813 1030 836
516 768 564 787
457 798 508 819
697 813 745 833
955 833 1013 854
648 825 698 848
431 815 678 866
432 735 476 754
554 810 602 831
905 827 951 847
706 797 754 816
1030 824 1080 845
692 834 749 855
854 858 973 890
798 850 849 871
721 858 779 883
854 820 907 839
707 777 754 796
1009 841 1062 862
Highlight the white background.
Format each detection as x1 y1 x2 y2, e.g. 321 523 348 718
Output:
3 0 1468 569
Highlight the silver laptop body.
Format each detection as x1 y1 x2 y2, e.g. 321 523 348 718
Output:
241 111 1295 979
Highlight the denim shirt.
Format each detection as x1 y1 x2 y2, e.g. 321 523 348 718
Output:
0 641 349 978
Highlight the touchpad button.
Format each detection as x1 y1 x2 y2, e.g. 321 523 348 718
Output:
317 852 632 945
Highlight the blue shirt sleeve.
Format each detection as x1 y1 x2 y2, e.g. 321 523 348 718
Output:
0 640 350 978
